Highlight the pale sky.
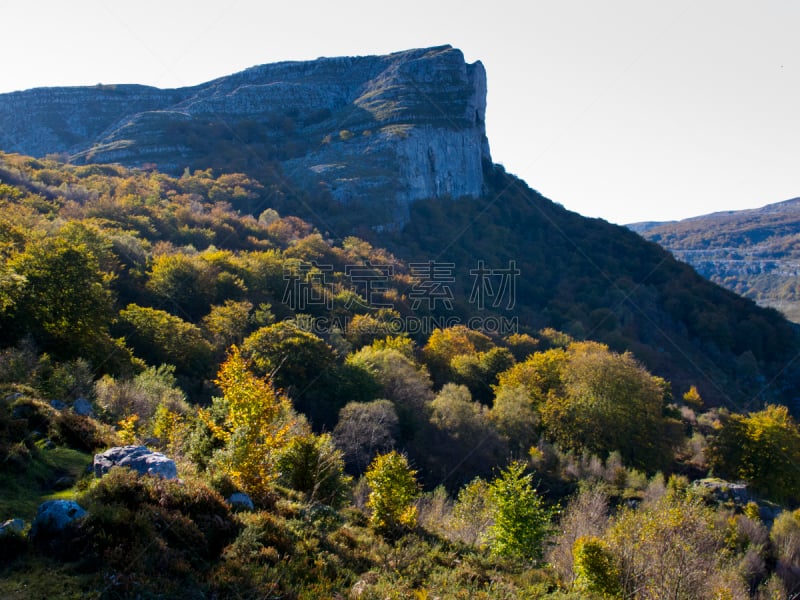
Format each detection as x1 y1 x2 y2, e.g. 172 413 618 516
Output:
1 0 797 225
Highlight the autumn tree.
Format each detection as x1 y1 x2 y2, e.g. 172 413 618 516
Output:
540 342 674 470
204 346 297 502
365 450 420 534
605 492 738 599
494 347 567 407
422 325 494 386
201 299 253 351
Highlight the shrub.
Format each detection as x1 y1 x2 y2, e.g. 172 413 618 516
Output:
276 432 351 507
573 535 621 598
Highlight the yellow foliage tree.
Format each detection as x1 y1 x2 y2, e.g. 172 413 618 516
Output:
365 450 420 533
203 346 296 501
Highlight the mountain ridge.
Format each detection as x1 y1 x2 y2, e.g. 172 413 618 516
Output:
630 197 800 322
0 45 488 228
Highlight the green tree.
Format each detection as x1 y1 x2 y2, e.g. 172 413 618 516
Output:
146 252 217 320
242 320 339 425
489 384 539 455
540 342 674 470
365 450 420 534
708 404 800 503
486 461 554 561
118 304 212 379
242 321 336 389
276 432 351 507
8 231 115 362
573 536 621 598
451 347 514 403
346 346 433 439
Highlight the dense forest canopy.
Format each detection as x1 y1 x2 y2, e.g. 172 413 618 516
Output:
3 152 800 598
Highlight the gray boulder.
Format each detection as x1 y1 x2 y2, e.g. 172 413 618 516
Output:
693 478 749 504
93 445 178 480
30 500 86 539
71 397 93 416
0 518 25 536
227 492 255 512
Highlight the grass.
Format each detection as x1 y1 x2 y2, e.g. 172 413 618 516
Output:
0 558 101 600
0 444 92 522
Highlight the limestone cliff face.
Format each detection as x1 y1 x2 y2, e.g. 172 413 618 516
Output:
0 46 490 226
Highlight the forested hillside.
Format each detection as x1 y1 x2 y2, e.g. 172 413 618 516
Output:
3 154 800 598
631 197 800 322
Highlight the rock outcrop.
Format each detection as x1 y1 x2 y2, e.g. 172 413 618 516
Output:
93 445 178 480
0 45 490 227
29 500 86 539
0 518 25 536
71 397 93 417
226 492 255 512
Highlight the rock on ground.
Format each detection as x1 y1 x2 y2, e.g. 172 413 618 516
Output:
93 445 178 480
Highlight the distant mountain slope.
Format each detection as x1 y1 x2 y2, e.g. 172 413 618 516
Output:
631 198 800 322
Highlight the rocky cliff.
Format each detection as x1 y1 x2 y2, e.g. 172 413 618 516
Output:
0 46 490 226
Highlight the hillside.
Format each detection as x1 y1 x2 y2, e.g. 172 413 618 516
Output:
631 198 800 322
7 44 800 599
2 46 799 409
3 154 800 599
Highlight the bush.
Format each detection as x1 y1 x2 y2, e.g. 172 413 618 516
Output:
573 535 621 598
276 433 351 507
79 468 238 573
0 528 28 563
